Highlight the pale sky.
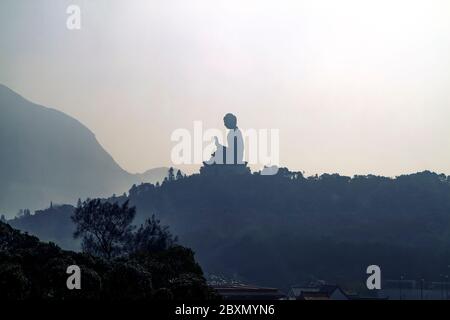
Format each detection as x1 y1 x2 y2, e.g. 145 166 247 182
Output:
1 0 450 176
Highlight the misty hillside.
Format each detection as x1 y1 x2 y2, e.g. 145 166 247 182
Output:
0 84 168 216
8 204 77 250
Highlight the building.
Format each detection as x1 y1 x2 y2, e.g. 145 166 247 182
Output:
212 284 286 300
288 284 350 300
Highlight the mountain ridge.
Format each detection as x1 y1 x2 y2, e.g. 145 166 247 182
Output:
0 84 169 216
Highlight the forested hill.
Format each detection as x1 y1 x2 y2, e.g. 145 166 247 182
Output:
9 169 450 289
129 169 450 247
126 169 450 288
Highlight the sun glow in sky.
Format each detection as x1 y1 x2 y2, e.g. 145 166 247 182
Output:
1 0 450 176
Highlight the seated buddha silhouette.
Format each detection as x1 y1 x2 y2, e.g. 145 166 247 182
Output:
207 113 244 165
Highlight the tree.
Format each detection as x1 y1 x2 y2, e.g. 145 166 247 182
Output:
176 170 183 180
130 215 178 253
168 167 175 182
71 199 136 260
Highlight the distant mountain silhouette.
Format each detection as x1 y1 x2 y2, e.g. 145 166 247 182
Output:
0 84 169 216
135 168 173 185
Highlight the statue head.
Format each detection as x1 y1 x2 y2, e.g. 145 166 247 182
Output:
223 113 237 130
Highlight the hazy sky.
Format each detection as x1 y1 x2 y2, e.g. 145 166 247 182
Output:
1 0 450 176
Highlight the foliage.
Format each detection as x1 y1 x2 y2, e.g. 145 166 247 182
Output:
131 215 178 254
72 199 177 259
0 221 215 300
72 199 135 259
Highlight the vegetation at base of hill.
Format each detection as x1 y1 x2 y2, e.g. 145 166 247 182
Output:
0 221 216 300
